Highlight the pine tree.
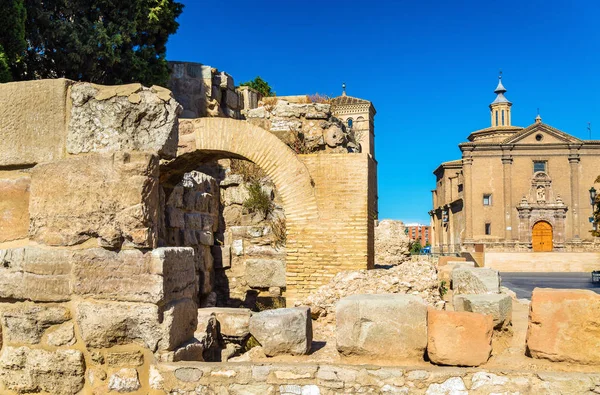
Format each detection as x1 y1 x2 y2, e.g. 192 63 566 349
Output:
17 0 183 86
241 76 275 97
0 0 27 82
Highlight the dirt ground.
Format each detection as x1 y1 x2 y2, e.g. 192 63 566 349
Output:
240 299 600 373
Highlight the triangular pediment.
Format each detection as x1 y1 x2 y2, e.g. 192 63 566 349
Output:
502 122 582 145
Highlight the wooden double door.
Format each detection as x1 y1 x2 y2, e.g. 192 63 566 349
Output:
532 221 553 252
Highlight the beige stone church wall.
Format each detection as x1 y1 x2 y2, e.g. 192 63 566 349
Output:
469 155 505 239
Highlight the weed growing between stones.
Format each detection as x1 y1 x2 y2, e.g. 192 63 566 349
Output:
243 182 273 217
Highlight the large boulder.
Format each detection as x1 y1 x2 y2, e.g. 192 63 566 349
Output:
526 288 600 364
336 294 427 359
245 259 286 288
249 307 312 356
427 309 493 366
1 304 70 345
452 267 500 295
29 152 159 248
68 83 181 159
454 293 512 329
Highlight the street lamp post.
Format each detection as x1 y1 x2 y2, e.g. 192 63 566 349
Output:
589 187 597 232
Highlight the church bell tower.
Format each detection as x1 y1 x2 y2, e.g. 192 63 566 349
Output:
490 73 512 127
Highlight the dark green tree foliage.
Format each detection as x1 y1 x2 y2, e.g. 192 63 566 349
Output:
241 76 274 97
19 0 183 86
0 0 27 82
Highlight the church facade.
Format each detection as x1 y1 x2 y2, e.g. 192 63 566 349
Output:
430 77 600 253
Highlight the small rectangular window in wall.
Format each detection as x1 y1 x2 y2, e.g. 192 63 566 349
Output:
533 161 547 173
485 223 491 235
483 194 492 206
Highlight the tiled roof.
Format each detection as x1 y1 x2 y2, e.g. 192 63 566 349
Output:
330 95 372 105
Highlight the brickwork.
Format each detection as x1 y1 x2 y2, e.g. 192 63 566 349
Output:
176 118 374 304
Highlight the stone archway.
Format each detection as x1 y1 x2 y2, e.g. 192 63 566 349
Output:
161 117 321 305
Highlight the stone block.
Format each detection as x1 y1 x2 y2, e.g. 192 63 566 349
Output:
212 245 231 269
0 346 85 394
438 256 466 266
245 259 286 288
336 294 427 359
46 322 76 347
106 351 144 367
452 267 500 294
198 307 251 340
76 299 196 352
73 247 196 304
249 307 312 356
68 83 181 159
29 152 159 248
0 174 30 243
0 79 71 167
2 303 71 345
454 293 512 329
0 247 72 302
439 261 476 284
427 309 493 366
108 368 141 392
526 288 600 364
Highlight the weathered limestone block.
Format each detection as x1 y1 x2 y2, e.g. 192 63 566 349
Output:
526 288 600 364
0 247 72 302
336 294 427 358
195 313 220 362
29 152 159 248
108 368 141 392
2 304 70 344
438 262 475 284
427 309 493 366
198 307 251 340
0 174 30 243
46 322 76 346
76 299 197 352
0 346 85 394
106 351 144 367
245 259 286 288
73 247 196 304
0 79 71 167
452 267 500 294
454 293 512 329
249 307 312 356
68 83 181 158
437 256 467 266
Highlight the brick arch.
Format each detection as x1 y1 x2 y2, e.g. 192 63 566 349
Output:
177 117 319 222
171 117 321 305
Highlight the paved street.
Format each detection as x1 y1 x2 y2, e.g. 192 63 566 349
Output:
501 272 600 299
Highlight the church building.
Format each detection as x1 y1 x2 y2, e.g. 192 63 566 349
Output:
430 76 600 254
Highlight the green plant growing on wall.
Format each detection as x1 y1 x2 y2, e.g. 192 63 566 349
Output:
240 76 274 97
439 280 448 298
243 182 273 217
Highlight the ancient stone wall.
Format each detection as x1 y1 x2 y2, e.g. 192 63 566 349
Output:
153 361 600 394
168 61 262 119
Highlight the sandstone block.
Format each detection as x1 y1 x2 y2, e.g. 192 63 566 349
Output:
195 312 220 362
198 307 251 340
72 247 196 304
437 256 466 266
108 368 141 392
427 309 493 366
46 322 76 347
0 175 30 243
0 247 72 302
76 299 196 352
245 259 286 288
0 346 85 394
2 303 71 344
452 267 500 294
29 152 159 248
68 83 181 159
249 307 312 356
526 288 600 364
106 351 144 367
454 293 512 329
0 79 71 167
336 294 427 359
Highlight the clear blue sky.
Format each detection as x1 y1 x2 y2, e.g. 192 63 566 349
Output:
167 0 600 224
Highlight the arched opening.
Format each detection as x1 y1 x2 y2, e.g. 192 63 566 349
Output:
159 118 320 307
532 221 553 252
